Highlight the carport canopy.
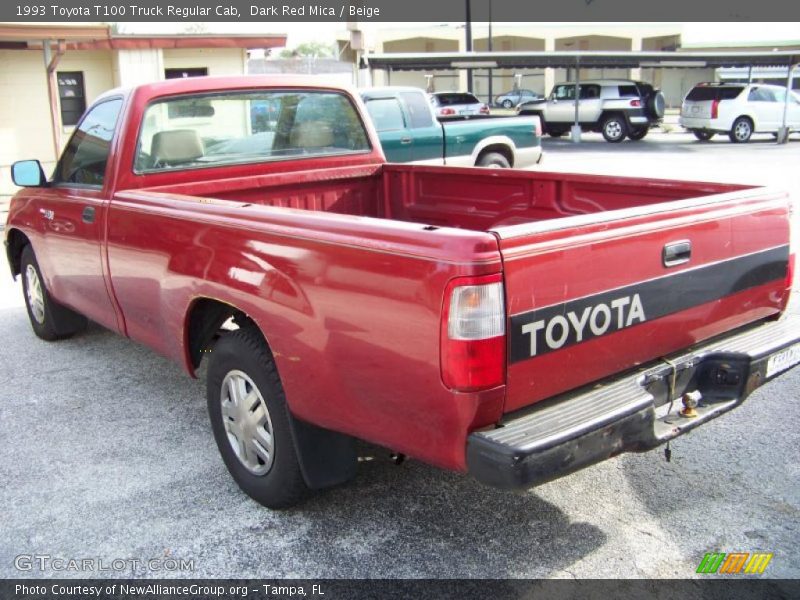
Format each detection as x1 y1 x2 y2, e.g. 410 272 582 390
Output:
366 50 800 143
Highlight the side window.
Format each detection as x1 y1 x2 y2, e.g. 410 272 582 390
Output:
54 98 122 187
553 85 575 100
580 85 601 99
365 98 406 132
399 92 434 129
618 85 639 98
748 87 775 102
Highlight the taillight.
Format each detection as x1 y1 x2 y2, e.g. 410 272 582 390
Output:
630 99 641 107
534 117 542 137
440 107 455 116
787 253 796 292
480 104 490 114
711 99 720 119
441 274 506 392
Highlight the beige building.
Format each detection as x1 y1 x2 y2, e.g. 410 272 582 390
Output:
0 24 285 206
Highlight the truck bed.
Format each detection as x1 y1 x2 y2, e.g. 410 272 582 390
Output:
137 163 752 231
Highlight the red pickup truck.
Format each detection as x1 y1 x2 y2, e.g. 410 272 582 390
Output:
5 76 799 508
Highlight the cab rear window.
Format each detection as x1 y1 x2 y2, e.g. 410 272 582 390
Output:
686 86 744 101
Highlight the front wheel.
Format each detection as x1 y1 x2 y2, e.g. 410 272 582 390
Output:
627 127 649 141
693 130 715 141
502 99 513 109
601 115 628 143
729 117 753 143
477 151 511 168
20 245 87 341
207 325 310 509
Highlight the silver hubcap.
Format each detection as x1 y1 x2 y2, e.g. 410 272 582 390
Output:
25 264 45 324
605 121 622 139
735 121 751 140
220 370 275 476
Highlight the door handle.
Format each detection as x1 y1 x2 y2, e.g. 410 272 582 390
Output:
82 206 96 224
663 240 691 267
400 137 412 145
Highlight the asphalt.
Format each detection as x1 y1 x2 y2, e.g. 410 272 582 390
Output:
1 131 798 579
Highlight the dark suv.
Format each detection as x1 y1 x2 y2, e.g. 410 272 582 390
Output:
517 79 666 142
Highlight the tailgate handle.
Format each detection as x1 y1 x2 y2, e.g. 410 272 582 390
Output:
663 240 691 267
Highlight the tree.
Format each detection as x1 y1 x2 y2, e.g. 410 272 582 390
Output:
279 42 336 60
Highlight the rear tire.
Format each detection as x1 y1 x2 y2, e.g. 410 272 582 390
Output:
693 130 715 141
601 115 628 143
20 245 87 341
729 117 753 143
207 325 310 509
502 99 513 109
548 128 566 138
477 151 511 168
627 127 648 141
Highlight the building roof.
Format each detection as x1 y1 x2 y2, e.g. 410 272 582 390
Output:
366 50 800 71
0 24 286 51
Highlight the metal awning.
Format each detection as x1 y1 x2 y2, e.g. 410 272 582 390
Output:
366 50 800 71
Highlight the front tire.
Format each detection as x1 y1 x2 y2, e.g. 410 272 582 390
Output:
207 325 310 509
502 99 513 109
729 117 753 143
20 245 87 341
693 130 715 141
477 151 511 168
601 115 628 143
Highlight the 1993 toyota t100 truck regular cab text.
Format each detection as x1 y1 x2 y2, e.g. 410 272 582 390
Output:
5 77 799 508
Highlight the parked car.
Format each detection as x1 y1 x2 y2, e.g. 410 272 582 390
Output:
679 82 800 143
517 79 665 142
495 89 543 108
429 91 489 119
5 76 799 509
361 87 542 168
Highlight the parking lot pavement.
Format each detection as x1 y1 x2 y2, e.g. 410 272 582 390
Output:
1 138 799 580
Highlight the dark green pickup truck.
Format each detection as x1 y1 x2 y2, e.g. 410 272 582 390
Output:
361 87 543 168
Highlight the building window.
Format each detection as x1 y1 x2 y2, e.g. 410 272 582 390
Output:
164 67 209 79
57 71 86 127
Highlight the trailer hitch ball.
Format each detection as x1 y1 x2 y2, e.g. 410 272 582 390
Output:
679 390 702 418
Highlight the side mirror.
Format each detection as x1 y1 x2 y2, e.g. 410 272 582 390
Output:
12 160 46 187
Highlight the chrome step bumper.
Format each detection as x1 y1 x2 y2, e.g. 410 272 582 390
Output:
467 314 800 490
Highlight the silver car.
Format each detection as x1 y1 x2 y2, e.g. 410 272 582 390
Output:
429 92 490 119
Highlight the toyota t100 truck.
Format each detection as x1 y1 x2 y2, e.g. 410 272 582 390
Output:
5 76 798 508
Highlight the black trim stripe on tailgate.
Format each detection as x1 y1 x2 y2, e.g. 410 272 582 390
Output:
508 245 789 364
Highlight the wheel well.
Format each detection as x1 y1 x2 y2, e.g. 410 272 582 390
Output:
5 228 30 278
734 115 755 128
185 298 259 372
601 111 627 125
476 144 513 167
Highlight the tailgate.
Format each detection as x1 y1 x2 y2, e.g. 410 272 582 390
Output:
681 100 712 119
495 186 792 414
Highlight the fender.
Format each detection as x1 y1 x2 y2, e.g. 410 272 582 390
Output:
468 135 517 167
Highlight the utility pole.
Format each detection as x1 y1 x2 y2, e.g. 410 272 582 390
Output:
487 0 493 105
465 0 473 93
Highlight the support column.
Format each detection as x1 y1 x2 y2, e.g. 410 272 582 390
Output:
630 37 643 80
544 37 555 95
777 63 796 144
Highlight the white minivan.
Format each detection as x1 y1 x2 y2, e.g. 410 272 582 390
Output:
680 82 800 143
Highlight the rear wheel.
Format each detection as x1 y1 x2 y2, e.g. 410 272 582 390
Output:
20 245 87 341
729 117 753 143
501 99 513 109
627 127 649 141
601 115 628 143
693 130 715 141
207 325 310 509
477 151 511 168
547 128 566 138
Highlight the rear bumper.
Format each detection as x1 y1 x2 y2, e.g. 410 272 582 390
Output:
514 145 544 168
679 117 724 131
467 314 800 490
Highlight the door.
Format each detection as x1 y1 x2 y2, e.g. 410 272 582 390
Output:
748 87 783 131
39 97 124 332
398 91 444 163
363 97 414 162
546 84 576 123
